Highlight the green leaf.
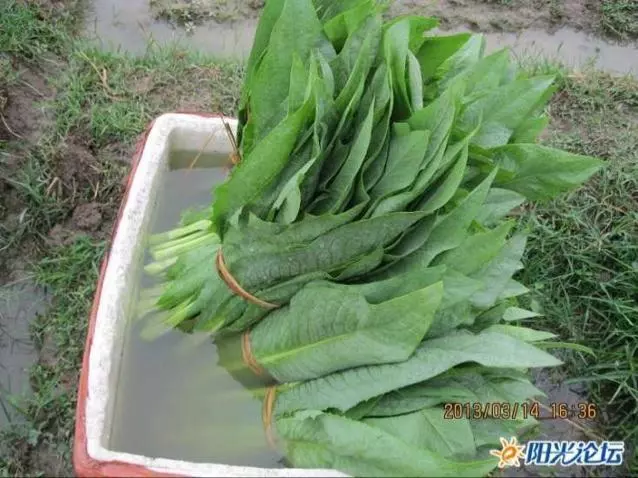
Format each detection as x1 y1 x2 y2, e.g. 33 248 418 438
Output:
272 158 318 224
365 367 544 419
322 0 377 50
470 233 527 309
491 144 604 201
417 33 472 83
365 381 477 418
251 281 443 382
432 34 484 92
471 417 537 448
238 0 285 125
416 142 469 215
230 211 427 290
370 83 463 216
369 127 430 200
503 307 542 322
315 99 376 213
498 279 530 300
436 221 514 276
483 324 557 342
383 17 412 118
213 99 314 231
511 114 550 143
248 0 325 142
288 52 309 114
407 51 424 111
451 48 511 100
348 265 446 304
475 188 526 226
460 76 556 149
383 14 439 53
275 331 562 415
387 169 496 274
535 341 597 357
333 246 384 280
277 411 497 477
334 15 382 113
364 407 476 459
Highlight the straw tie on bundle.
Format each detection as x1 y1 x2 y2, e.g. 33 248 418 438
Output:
241 330 267 378
216 240 280 450
239 328 278 450
262 386 278 450
215 249 280 310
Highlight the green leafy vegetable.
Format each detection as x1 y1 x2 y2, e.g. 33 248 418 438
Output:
139 2 603 475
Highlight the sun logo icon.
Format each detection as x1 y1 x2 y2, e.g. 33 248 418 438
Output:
490 437 526 469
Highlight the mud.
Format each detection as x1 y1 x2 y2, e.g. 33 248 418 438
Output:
457 27 638 77
84 0 638 77
85 0 258 58
0 280 50 429
390 0 598 36
0 65 53 142
500 368 604 477
150 0 264 26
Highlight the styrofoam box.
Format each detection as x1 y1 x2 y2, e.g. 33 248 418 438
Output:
73 113 349 478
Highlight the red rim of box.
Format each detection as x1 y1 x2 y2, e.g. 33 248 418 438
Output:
73 113 231 478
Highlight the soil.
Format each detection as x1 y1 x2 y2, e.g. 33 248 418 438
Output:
150 0 265 25
0 64 52 143
390 0 599 36
146 0 633 43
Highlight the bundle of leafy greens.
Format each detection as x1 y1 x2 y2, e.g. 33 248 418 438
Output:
140 0 602 475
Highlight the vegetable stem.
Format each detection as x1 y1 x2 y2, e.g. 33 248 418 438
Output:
147 219 212 246
144 257 179 276
150 230 209 254
151 233 220 261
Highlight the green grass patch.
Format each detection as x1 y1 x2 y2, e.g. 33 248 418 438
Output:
0 0 82 60
600 0 638 39
520 68 638 471
53 45 243 148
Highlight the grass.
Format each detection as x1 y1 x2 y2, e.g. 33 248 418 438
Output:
519 64 638 470
1 0 637 476
600 0 638 39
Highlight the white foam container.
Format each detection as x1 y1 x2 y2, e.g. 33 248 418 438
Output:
73 113 348 478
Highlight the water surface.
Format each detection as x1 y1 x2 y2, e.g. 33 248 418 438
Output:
109 154 283 467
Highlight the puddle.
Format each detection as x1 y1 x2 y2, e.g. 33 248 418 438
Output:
0 280 50 429
109 155 284 466
479 29 638 77
499 369 598 477
86 0 638 77
85 0 257 58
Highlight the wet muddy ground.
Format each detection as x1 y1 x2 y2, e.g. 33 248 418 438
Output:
0 281 49 429
86 0 638 76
